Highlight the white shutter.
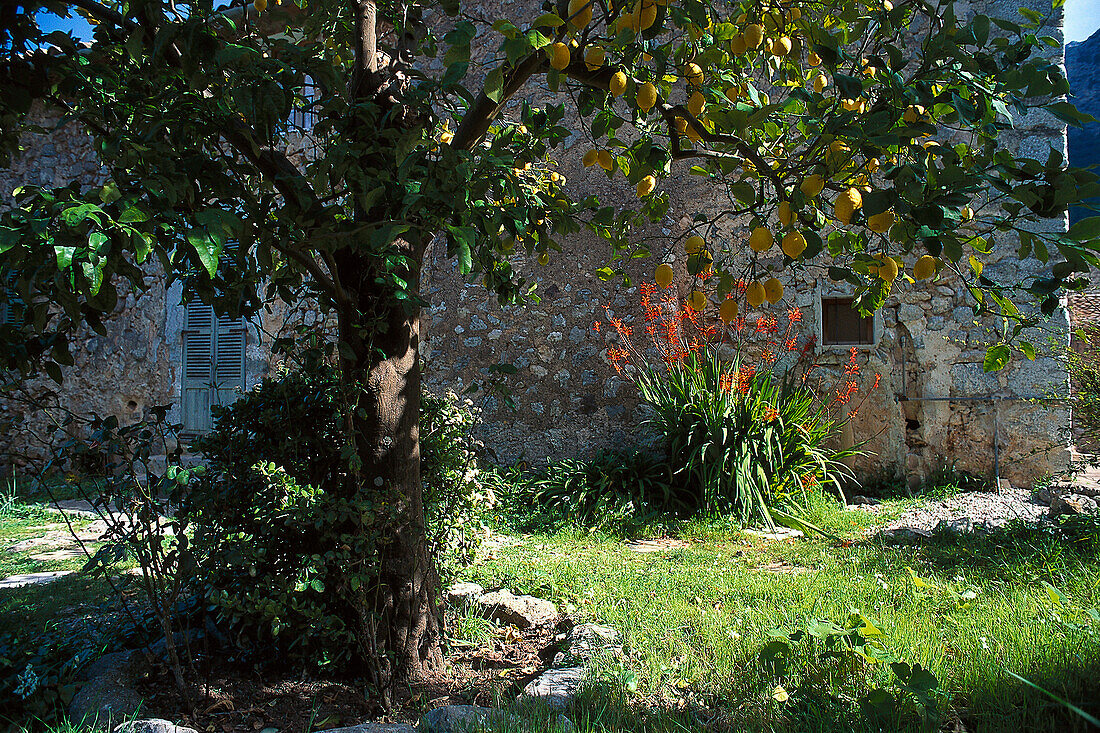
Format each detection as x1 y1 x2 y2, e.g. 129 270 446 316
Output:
182 303 215 435
214 315 246 408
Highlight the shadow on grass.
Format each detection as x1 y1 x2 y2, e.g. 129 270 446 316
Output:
875 514 1100 582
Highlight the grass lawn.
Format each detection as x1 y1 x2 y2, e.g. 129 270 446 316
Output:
465 499 1100 732
2 482 1098 732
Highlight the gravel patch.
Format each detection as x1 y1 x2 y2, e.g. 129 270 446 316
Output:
874 488 1048 540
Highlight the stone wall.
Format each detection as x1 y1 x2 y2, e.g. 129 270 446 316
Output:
1 0 1076 488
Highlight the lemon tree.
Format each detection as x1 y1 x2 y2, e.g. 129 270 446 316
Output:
0 0 1095 683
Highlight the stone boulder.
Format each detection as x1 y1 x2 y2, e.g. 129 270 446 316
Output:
518 667 588 712
475 590 557 628
1050 493 1099 517
70 650 147 729
113 721 198 733
445 582 485 606
550 624 623 667
319 724 416 733
419 705 521 732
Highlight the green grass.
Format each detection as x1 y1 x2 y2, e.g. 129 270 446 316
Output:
470 500 1100 732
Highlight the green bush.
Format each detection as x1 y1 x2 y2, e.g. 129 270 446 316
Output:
186 361 492 668
527 449 675 524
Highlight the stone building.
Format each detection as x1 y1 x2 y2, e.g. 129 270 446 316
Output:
0 0 1079 488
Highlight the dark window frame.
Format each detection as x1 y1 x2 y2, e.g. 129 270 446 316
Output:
821 297 875 346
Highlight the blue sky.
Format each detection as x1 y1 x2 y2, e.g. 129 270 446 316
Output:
1066 0 1100 42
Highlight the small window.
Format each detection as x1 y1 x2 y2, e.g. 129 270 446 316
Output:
821 297 874 346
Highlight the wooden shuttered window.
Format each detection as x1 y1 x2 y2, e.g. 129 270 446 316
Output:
181 302 246 435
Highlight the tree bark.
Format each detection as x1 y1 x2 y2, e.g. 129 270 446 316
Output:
336 243 443 688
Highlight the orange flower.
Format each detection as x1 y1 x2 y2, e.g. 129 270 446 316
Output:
787 307 803 324
763 405 779 422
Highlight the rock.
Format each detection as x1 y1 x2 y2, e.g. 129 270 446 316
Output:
551 624 622 667
1050 493 1099 517
475 590 557 629
113 721 198 733
445 582 485 606
849 495 880 506
69 651 147 729
319 724 415 733
518 667 587 712
419 705 520 732
0 570 74 589
744 527 804 541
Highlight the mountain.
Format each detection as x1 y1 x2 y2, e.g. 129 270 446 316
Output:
1068 27 1100 225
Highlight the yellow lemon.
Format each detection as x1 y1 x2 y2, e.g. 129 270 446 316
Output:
807 51 821 66
874 254 899 282
770 36 793 56
550 42 571 70
538 252 551 265
254 0 267 11
763 277 784 303
597 150 614 171
787 7 802 22
867 157 880 173
782 231 807 259
609 71 628 96
826 140 852 171
684 63 704 86
568 0 593 27
685 235 706 254
688 290 707 311
501 237 516 252
730 35 748 54
813 73 828 93
725 86 740 102
655 262 674 287
637 82 657 112
743 23 764 48
583 149 599 167
687 91 705 117
719 299 739 323
637 174 657 197
960 206 974 221
584 45 605 71
749 226 774 253
914 254 937 280
801 174 825 198
746 280 767 307
834 187 863 225
884 0 894 8
903 104 925 124
440 131 453 144
637 1 658 30
867 210 895 233
778 201 793 227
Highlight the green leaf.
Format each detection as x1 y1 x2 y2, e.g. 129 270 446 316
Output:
484 68 504 103
533 13 564 27
1067 215 1100 242
54 245 76 269
983 344 1010 372
1044 101 1096 128
186 228 221 277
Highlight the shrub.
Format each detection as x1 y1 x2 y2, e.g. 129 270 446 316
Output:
186 360 492 668
528 449 675 524
595 284 871 525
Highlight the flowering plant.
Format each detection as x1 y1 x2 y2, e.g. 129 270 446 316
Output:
595 283 878 526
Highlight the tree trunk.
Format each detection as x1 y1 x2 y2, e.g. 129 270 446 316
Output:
336 245 443 689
